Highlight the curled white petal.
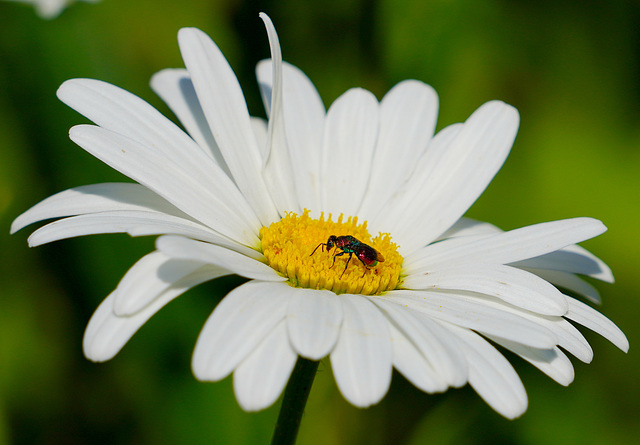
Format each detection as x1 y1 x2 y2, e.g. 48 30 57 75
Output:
256 60 325 211
178 27 279 225
258 13 299 214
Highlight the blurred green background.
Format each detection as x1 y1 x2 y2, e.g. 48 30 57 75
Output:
1 0 638 444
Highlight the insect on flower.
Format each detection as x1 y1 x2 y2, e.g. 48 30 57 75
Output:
310 235 385 278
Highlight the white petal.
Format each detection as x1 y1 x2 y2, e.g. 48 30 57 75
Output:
150 68 232 177
11 183 188 234
330 295 392 408
286 287 343 360
83 292 130 362
511 244 614 283
490 337 575 386
321 88 379 216
369 122 462 234
427 220 609 304
473 297 594 363
386 101 520 253
448 325 528 419
258 13 299 214
523 268 602 305
32 0 67 18
358 80 439 220
437 217 502 240
434 220 613 284
69 125 260 247
386 290 557 349
192 281 291 381
127 222 262 261
26 211 240 251
388 324 449 393
433 219 613 286
435 288 594 363
233 320 297 411
371 298 467 387
404 264 569 316
542 317 593 363
156 235 282 282
257 60 325 210
113 251 214 316
405 217 607 274
250 117 268 150
84 263 222 362
57 78 238 202
565 298 629 352
178 27 279 225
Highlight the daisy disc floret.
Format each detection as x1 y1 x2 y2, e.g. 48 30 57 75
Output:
261 210 402 295
11 13 628 420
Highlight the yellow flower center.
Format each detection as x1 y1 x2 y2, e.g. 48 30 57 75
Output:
260 210 402 295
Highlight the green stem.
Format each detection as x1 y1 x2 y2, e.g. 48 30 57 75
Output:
270 357 319 445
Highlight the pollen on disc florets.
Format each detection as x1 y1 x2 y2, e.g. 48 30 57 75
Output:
260 210 402 295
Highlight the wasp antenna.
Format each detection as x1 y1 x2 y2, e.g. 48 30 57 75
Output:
310 243 325 256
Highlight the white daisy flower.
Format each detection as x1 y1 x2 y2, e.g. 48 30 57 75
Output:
4 0 100 19
11 14 628 420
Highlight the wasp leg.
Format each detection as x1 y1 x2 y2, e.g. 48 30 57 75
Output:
330 250 346 269
340 253 353 278
355 257 371 277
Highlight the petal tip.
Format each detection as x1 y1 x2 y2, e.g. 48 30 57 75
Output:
56 78 78 99
9 219 22 235
82 336 116 363
177 27 208 47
